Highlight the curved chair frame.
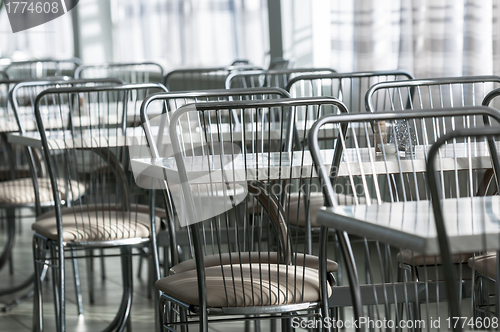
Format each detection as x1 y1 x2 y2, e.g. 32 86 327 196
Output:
75 62 164 83
308 106 500 332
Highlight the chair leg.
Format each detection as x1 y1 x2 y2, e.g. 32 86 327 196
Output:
145 247 152 300
180 307 188 332
49 244 61 332
85 249 95 304
473 274 488 320
9 209 16 275
254 317 261 332
329 307 339 332
149 248 162 332
32 236 45 332
8 254 13 275
163 246 168 277
137 251 143 279
118 246 133 332
270 319 277 332
281 316 292 332
71 249 83 315
49 241 66 332
8 208 15 275
100 249 106 280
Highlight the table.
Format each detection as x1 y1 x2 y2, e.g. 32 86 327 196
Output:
0 100 165 134
129 140 497 184
317 195 500 254
8 127 148 149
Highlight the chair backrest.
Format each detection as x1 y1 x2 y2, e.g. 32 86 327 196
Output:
366 75 500 113
308 107 500 327
309 107 500 207
7 77 121 205
134 87 291 266
225 68 337 90
5 59 82 79
287 70 414 113
482 86 500 109
140 97 347 308
141 87 290 117
75 62 164 84
163 65 261 91
426 125 500 322
2 78 123 214
139 87 291 135
0 78 68 182
33 84 167 244
10 78 123 133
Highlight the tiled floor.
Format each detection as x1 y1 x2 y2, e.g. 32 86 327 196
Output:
0 209 259 332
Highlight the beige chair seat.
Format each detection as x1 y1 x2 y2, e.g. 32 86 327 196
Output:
468 253 496 279
156 263 332 307
33 206 160 242
0 178 85 205
170 252 338 275
397 249 472 266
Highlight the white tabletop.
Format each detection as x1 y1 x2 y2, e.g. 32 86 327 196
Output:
130 140 495 184
0 100 165 134
317 195 500 255
5 118 339 150
7 127 148 149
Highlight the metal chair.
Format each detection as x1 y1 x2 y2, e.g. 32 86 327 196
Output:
426 126 500 331
163 64 261 91
0 78 69 278
0 78 123 309
483 86 500 113
5 59 82 79
366 75 500 270
366 75 500 113
225 68 337 90
6 78 123 305
139 97 348 331
30 83 167 332
466 89 500 320
133 87 291 276
75 62 164 84
283 71 414 291
308 107 500 331
287 70 414 113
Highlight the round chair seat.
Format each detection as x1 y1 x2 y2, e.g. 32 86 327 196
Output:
33 206 161 242
0 178 85 205
169 251 338 275
156 263 332 307
468 253 496 279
